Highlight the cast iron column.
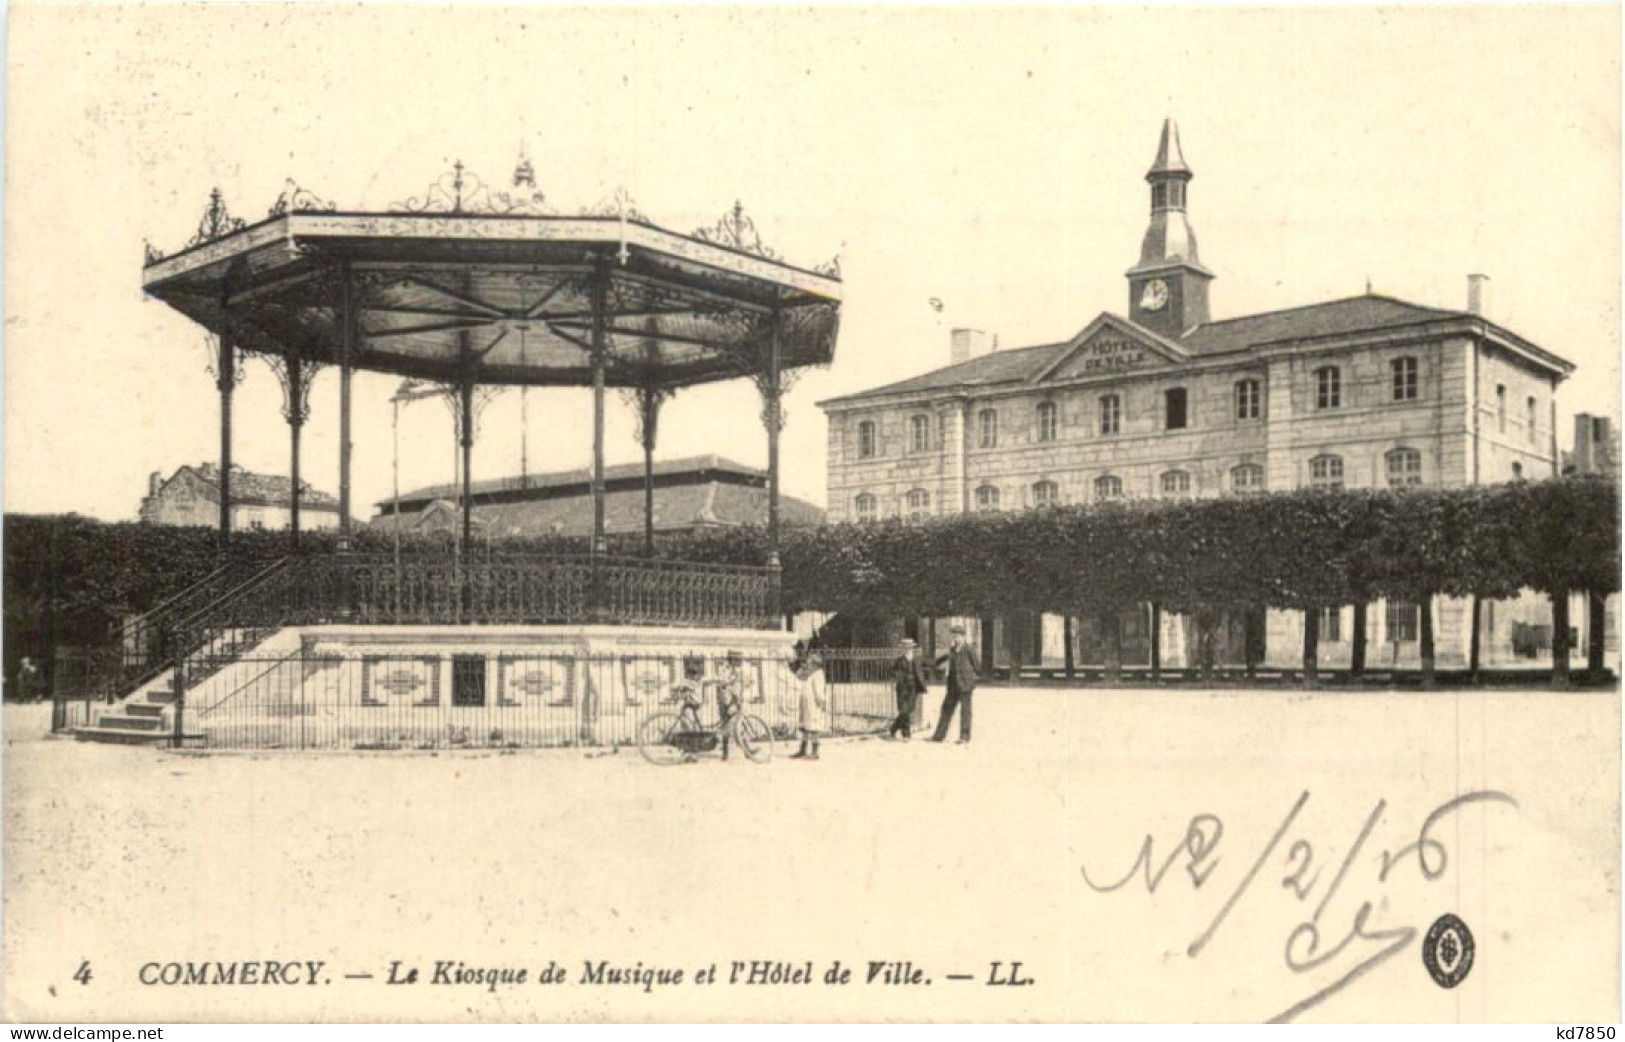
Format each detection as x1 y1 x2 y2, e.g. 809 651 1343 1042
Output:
288 355 304 552
216 333 236 552
590 257 610 555
589 257 610 621
337 262 356 547
640 387 659 557
460 376 474 560
764 306 784 555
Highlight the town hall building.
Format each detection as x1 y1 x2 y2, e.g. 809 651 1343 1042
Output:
818 120 1591 672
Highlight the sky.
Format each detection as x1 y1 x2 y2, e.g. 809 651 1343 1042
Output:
6 5 1620 522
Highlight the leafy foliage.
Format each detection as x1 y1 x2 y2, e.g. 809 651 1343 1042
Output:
6 477 1615 677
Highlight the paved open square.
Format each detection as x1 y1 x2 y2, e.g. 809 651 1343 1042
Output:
5 685 1617 1023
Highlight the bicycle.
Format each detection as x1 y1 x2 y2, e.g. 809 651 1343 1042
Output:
637 680 774 766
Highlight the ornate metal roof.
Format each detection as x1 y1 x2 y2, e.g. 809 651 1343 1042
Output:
142 163 842 390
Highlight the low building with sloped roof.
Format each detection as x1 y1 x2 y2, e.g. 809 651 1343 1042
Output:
370 455 823 539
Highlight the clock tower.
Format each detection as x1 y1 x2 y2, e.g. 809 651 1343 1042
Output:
1127 119 1214 340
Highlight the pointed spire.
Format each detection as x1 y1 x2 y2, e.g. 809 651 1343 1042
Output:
1147 118 1193 180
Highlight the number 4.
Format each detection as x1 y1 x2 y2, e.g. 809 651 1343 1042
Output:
73 960 92 986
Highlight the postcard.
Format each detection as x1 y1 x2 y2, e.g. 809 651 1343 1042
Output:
4 3 1619 1024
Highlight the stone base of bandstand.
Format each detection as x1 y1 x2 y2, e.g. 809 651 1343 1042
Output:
167 625 833 751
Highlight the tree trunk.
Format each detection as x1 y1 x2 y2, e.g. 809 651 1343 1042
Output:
1552 589 1571 688
1302 607 1320 686
1244 606 1261 679
1351 601 1368 680
1467 596 1482 683
1588 591 1607 680
1197 609 1216 683
1063 614 1075 680
1102 607 1122 685
1149 603 1162 682
1419 594 1436 689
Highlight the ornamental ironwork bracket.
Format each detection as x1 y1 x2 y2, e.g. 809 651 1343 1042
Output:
268 179 336 218
390 158 550 216
694 200 779 261
187 188 247 249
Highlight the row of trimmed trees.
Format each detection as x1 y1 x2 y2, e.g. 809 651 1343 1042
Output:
770 476 1619 686
5 475 1618 691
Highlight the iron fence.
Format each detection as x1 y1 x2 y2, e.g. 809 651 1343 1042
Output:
86 647 898 750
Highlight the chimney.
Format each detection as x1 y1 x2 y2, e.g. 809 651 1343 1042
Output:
148 470 162 496
950 328 996 365
1467 274 1490 316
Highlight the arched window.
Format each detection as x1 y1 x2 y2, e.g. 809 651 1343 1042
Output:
1160 470 1192 497
909 413 931 454
854 493 877 522
1231 463 1265 493
1099 394 1121 435
1391 356 1418 401
905 489 931 518
1385 448 1422 487
1031 480 1059 508
1315 366 1342 410
975 485 1001 512
1526 396 1539 445
1309 454 1345 489
978 409 998 449
857 420 877 460
1511 461 1524 481
1036 401 1058 443
1496 384 1507 433
1094 475 1124 501
1235 379 1261 421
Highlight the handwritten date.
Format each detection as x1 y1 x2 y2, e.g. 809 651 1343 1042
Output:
1081 789 1518 1022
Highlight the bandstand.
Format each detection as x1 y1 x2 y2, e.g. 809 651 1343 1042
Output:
76 161 843 748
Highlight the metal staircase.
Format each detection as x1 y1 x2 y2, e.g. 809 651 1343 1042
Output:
72 558 296 746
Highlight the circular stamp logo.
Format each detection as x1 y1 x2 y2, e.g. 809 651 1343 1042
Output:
1422 913 1475 989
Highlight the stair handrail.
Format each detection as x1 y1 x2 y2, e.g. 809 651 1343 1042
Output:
110 561 239 643
196 645 305 719
167 556 296 656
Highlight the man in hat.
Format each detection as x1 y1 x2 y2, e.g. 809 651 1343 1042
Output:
887 638 931 740
931 624 980 744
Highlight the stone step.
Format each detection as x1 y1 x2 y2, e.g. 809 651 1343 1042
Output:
125 703 167 718
95 714 166 732
72 726 172 745
145 688 178 704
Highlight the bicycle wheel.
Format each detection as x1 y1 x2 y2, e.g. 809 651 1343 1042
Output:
734 714 774 764
638 712 692 767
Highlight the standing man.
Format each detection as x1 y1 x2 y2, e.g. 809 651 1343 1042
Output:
887 638 930 740
930 623 980 744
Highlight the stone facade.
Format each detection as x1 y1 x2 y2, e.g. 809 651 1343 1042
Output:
140 463 341 531
817 120 1599 672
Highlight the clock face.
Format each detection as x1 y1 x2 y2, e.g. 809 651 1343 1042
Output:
1140 279 1170 312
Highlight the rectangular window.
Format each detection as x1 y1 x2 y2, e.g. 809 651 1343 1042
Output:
1319 607 1343 643
1165 387 1188 430
1386 602 1419 643
452 655 487 707
1391 357 1418 401
1099 394 1121 436
1527 397 1539 445
1496 385 1507 434
1315 367 1341 410
1235 379 1261 421
979 409 998 449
